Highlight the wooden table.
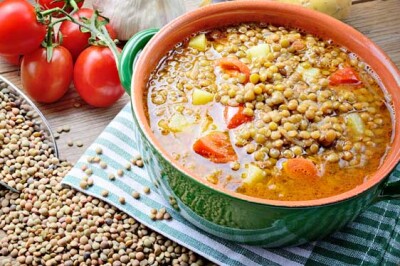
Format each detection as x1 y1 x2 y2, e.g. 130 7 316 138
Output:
0 0 399 163
0 0 399 265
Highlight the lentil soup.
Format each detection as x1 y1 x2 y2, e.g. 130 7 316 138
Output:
145 23 393 201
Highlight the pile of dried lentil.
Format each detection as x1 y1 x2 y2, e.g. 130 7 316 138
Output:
0 82 57 191
0 81 213 265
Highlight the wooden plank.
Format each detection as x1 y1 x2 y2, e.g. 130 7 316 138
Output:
344 0 400 67
0 58 19 73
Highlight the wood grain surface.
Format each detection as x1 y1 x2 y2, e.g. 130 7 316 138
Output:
0 0 399 263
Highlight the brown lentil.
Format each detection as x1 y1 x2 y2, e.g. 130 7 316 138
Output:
146 23 393 201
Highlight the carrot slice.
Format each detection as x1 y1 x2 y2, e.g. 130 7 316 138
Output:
224 105 254 129
193 131 238 163
217 57 250 83
284 158 319 180
329 67 361 86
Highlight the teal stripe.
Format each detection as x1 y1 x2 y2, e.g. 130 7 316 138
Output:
265 248 309 265
86 142 157 195
114 114 135 128
333 231 388 250
308 202 400 265
103 126 136 147
351 219 395 234
323 237 379 263
96 137 135 162
306 245 368 265
74 160 154 196
379 205 400 266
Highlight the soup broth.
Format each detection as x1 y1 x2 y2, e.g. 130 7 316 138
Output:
146 23 393 201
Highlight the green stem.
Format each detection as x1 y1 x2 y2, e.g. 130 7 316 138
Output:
45 23 54 62
67 0 79 15
43 7 121 68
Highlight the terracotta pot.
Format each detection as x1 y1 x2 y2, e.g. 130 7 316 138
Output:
118 1 400 247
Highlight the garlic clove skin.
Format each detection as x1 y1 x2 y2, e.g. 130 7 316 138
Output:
93 0 186 41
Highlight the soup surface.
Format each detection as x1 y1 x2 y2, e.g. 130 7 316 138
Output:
146 23 393 201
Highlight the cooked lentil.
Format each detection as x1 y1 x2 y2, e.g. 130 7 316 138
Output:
146 23 393 201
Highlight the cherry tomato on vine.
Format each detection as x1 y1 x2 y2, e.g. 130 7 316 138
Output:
73 46 124 107
21 46 73 103
37 0 84 18
59 8 117 60
0 0 46 56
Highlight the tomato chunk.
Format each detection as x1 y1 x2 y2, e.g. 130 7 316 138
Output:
224 106 254 129
329 67 361 86
217 57 250 83
284 158 319 180
193 132 238 163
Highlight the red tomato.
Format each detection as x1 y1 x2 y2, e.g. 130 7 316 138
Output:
37 0 84 17
73 46 124 107
224 105 254 129
0 0 46 55
59 8 117 60
329 67 361 86
21 46 73 103
193 131 237 163
1 54 22 66
217 57 250 83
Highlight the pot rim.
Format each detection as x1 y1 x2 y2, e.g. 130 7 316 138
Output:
131 0 400 207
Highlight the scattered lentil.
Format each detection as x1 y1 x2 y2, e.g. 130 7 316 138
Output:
108 173 116 180
119 197 126 205
87 178 94 186
136 160 144 168
79 180 88 189
100 161 107 169
84 168 93 176
75 140 84 147
132 191 141 199
95 147 103 155
62 125 70 132
143 186 151 194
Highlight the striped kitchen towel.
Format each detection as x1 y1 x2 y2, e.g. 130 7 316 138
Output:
62 103 400 266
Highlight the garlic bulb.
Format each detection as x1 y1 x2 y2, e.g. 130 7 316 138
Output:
93 0 186 41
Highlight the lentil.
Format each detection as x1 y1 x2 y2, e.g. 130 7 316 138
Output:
0 81 213 266
145 23 392 201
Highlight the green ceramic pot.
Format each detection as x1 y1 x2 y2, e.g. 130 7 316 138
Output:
118 1 400 247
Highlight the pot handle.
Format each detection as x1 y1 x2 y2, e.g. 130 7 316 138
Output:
119 28 159 94
375 171 400 201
